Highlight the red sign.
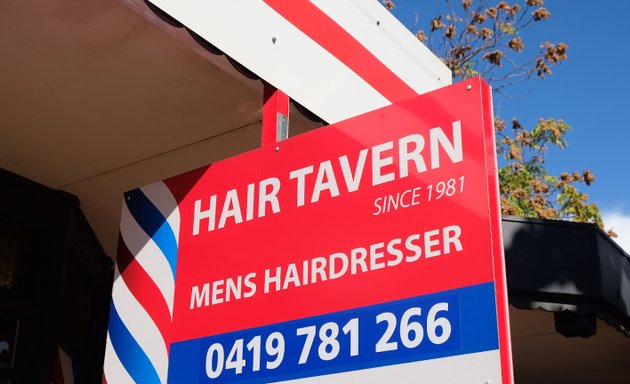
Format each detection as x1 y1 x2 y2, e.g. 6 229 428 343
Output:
104 77 512 384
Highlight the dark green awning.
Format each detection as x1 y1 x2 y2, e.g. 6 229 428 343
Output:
503 216 630 337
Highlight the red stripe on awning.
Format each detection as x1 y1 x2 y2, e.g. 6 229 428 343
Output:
264 0 418 103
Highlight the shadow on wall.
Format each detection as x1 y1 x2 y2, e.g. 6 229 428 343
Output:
0 169 113 383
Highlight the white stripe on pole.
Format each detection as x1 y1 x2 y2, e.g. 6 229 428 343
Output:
103 334 136 384
140 181 180 247
119 202 176 315
111 266 170 383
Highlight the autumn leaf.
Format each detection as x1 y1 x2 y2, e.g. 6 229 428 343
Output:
431 16 446 31
480 27 493 40
446 24 457 39
509 37 525 52
532 7 551 21
483 50 504 65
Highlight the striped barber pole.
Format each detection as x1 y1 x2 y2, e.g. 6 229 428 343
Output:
103 181 180 384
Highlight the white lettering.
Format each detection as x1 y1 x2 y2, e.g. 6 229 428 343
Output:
290 165 314 207
190 283 210 309
218 189 242 229
386 238 403 267
372 141 395 185
399 134 427 177
351 248 368 274
258 177 281 217
424 229 441 258
244 273 257 298
311 160 340 203
370 242 386 270
443 225 463 253
265 267 282 294
311 257 328 283
193 196 217 235
212 280 224 305
405 234 422 262
339 149 368 192
430 121 463 169
283 263 301 290
329 253 349 280
246 183 255 221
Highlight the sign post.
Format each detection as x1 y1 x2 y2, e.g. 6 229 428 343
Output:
103 77 512 384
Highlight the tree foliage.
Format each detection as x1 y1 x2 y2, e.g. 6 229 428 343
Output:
385 0 610 233
496 117 603 229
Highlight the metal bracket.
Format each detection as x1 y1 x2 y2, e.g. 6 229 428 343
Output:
262 83 289 147
276 113 289 142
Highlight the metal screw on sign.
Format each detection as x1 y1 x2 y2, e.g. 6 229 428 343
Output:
467 84 473 90
275 146 280 152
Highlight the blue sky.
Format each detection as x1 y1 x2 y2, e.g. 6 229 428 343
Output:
390 1 630 250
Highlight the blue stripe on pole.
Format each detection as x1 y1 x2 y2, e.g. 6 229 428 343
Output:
124 188 178 278
108 302 162 384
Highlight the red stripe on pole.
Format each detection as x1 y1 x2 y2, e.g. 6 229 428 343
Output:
116 236 172 350
263 0 418 103
119 259 172 350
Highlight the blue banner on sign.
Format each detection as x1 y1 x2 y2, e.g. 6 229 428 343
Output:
168 282 498 383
